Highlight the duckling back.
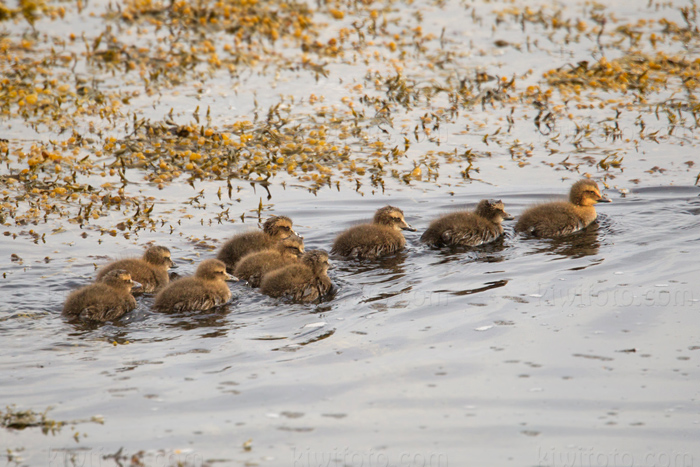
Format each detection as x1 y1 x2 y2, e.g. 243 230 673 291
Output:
217 216 295 271
515 180 610 237
331 206 414 259
515 202 589 237
154 259 232 313
63 269 137 322
421 200 511 247
260 250 332 303
96 246 173 293
331 224 406 259
234 234 304 287
217 231 274 272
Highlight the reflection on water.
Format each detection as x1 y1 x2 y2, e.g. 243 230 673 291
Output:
428 235 509 265
272 328 336 352
437 279 510 297
160 307 232 336
333 250 408 278
521 222 602 259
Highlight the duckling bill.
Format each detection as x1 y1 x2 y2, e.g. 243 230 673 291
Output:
96 245 174 293
515 179 611 237
154 259 232 313
63 269 138 322
217 216 295 271
421 199 513 247
331 205 415 259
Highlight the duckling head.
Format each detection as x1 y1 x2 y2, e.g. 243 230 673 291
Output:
195 259 234 282
475 199 514 223
143 246 174 269
373 206 416 232
278 233 305 257
301 250 331 275
263 216 295 239
570 179 611 206
101 269 140 293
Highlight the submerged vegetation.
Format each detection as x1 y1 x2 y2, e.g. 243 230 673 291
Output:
0 404 103 435
1 0 699 235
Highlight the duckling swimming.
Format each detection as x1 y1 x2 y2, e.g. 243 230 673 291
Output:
260 250 332 303
421 199 513 247
96 246 174 293
154 259 232 313
63 269 138 322
331 206 416 259
217 216 295 271
515 179 611 237
234 233 304 287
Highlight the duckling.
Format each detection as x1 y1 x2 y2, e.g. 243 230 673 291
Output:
96 246 174 293
260 250 332 303
234 233 305 287
217 216 295 271
331 206 416 259
515 179 611 237
154 259 232 313
421 199 513 247
63 269 138 322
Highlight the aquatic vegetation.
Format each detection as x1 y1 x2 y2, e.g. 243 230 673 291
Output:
1 0 699 234
0 405 102 435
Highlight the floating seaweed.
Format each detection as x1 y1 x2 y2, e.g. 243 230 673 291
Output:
1 0 699 235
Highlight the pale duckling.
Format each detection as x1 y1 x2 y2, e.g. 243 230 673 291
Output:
63 269 138 322
515 179 611 237
234 233 305 287
260 250 332 303
331 206 416 259
421 199 513 247
217 216 295 271
154 259 232 313
96 245 174 293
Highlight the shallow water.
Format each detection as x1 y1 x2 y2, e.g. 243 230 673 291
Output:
2 182 699 466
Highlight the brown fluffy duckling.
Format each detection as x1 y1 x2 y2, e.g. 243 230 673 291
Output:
63 269 138 322
96 246 174 293
217 216 295 271
515 179 611 237
154 259 232 313
260 250 332 303
421 199 513 247
331 206 416 259
234 233 305 287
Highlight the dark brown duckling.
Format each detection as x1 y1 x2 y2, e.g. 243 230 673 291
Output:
96 246 174 293
260 250 332 303
217 216 295 271
154 259 232 313
234 233 305 287
515 179 611 237
62 269 138 322
331 206 416 259
421 199 513 247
